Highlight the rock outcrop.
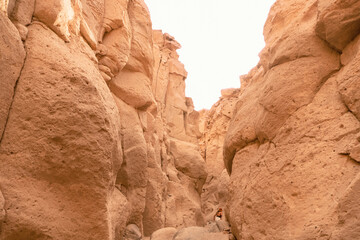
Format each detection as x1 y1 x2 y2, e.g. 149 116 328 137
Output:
142 30 206 235
224 0 360 239
199 88 239 221
0 0 206 239
3 0 360 239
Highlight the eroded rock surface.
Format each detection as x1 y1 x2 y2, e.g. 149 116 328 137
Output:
0 12 25 140
224 0 360 239
172 225 232 240
150 227 177 240
0 20 123 240
0 1 206 239
199 88 238 222
3 0 359 239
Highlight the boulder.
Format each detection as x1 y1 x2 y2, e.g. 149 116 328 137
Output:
123 224 142 240
34 0 75 41
173 226 229 240
109 70 155 110
150 227 177 240
173 227 208 240
9 0 35 25
170 139 207 181
316 0 360 51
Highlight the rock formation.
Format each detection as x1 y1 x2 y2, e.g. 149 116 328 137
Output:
142 30 207 235
2 0 360 239
150 221 234 240
224 0 360 239
199 88 239 222
0 0 206 239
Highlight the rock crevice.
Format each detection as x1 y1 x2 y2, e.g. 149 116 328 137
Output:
0 10 26 144
0 48 26 145
1 0 360 239
0 1 206 239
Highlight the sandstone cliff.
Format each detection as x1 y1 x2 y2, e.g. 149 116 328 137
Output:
2 0 360 239
224 0 360 239
0 0 206 239
199 88 239 222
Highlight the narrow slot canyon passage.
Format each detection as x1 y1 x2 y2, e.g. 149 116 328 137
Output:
0 0 360 240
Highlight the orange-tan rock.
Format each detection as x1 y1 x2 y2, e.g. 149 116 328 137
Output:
144 31 206 234
199 88 238 221
0 20 123 240
3 0 360 239
316 0 360 51
150 227 177 240
223 0 360 239
0 12 25 141
0 1 206 239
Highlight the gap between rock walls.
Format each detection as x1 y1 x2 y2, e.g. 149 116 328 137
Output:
1 0 360 240
0 0 234 239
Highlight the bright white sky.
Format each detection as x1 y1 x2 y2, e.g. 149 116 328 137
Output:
145 0 276 110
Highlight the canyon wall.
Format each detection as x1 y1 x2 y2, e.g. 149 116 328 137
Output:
199 88 238 222
0 0 206 239
224 0 360 239
2 0 360 239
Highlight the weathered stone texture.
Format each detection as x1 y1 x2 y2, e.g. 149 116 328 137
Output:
0 1 206 239
0 12 25 140
4 0 359 239
144 31 206 234
0 21 123 240
199 88 238 222
316 0 360 51
224 0 360 239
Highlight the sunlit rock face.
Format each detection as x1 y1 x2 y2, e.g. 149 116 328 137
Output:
4 0 360 239
224 0 360 239
0 1 206 239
